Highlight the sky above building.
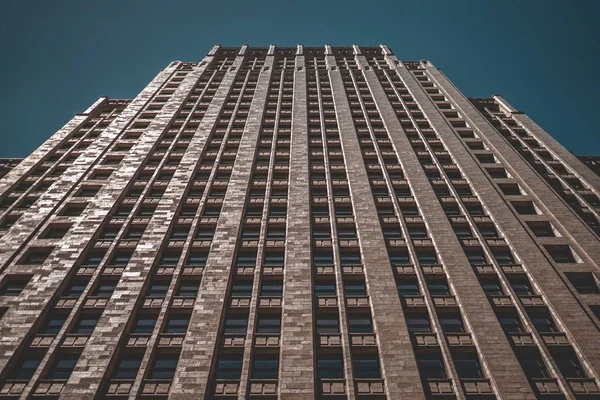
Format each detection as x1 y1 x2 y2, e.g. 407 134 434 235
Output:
1 0 598 157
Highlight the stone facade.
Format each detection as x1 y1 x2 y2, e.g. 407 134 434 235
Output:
0 45 598 400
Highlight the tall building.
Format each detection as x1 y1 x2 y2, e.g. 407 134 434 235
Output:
0 44 599 400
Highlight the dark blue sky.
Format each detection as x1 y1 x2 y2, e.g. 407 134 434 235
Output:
1 0 599 157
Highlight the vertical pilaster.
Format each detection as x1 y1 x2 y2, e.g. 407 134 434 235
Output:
278 49 315 399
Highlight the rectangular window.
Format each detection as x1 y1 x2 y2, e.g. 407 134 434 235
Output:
545 245 577 263
397 279 420 297
427 279 450 296
260 280 282 297
215 355 243 379
163 314 190 334
439 313 465 333
417 355 446 379
40 314 67 335
46 352 80 380
8 353 44 380
353 355 380 379
175 280 200 297
454 356 483 378
224 315 248 334
256 315 281 334
148 353 179 379
72 314 100 334
566 273 600 294
528 311 559 333
112 354 143 379
406 315 432 333
348 315 373 334
147 279 171 298
316 316 339 334
132 315 158 334
0 276 31 296
344 280 366 297
251 354 279 379
317 355 344 379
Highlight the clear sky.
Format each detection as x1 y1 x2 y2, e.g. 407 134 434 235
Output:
1 0 599 157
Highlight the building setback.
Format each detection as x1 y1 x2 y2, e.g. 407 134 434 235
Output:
0 44 599 400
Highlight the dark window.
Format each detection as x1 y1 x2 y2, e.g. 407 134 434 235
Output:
416 251 438 266
353 355 380 379
512 201 538 215
147 280 170 298
125 226 146 239
408 225 428 239
63 280 88 298
493 250 515 265
181 206 198 217
487 168 508 179
313 250 333 266
163 314 190 334
0 276 31 296
148 353 179 379
389 251 411 266
317 355 344 379
566 273 600 294
269 207 287 217
138 206 156 217
481 278 503 296
251 354 279 379
499 183 522 196
315 281 336 297
8 353 44 380
545 245 577 263
466 204 485 216
231 280 252 297
112 354 143 379
111 251 133 266
553 350 587 378
187 251 208 266
195 226 215 239
160 251 181 266
517 352 549 378
406 315 431 333
397 279 420 297
529 311 559 333
417 354 446 379
43 225 71 239
454 356 484 378
40 314 67 335
77 187 99 197
256 315 281 334
237 250 257 267
260 280 282 297
508 277 534 296
427 279 450 296
453 225 472 238
132 315 157 334
99 226 120 240
176 280 200 297
224 316 248 334
20 249 52 265
526 221 555 237
170 227 190 240
338 226 357 239
266 227 286 240
344 280 366 297
241 226 260 240
439 313 465 333
478 224 498 238
92 281 116 298
466 250 487 266
383 227 402 240
348 315 373 334
316 316 339 334
72 314 100 334
46 352 80 380
215 355 243 379
498 313 525 334
114 206 133 217
264 250 285 266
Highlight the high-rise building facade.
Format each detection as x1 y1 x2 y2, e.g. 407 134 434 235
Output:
0 44 599 400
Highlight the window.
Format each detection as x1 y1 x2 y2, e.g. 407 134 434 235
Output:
46 352 80 380
481 278 503 296
148 353 179 379
170 227 190 240
63 280 88 298
508 277 534 296
260 280 282 297
344 280 366 297
528 311 559 333
466 249 487 266
406 315 432 333
338 226 357 239
498 313 525 334
313 250 333 266
417 355 446 379
408 225 428 239
476 154 496 164
138 206 156 217
417 251 438 266
353 355 380 379
517 352 549 378
83 251 106 266
316 315 339 334
454 356 484 378
160 251 181 266
317 354 344 379
553 350 587 378
512 201 538 215
251 354 279 379
92 281 116 298
111 251 133 266
348 315 373 334
163 314 190 334
389 250 411 266
383 227 402 240
43 225 71 239
266 227 286 240
224 315 248 334
340 251 361 266
181 206 198 217
269 206 286 217
493 250 515 265
0 276 31 296
187 251 208 266
20 248 52 265
215 355 243 379
439 313 465 333
466 204 484 216
263 250 284 266
256 314 281 334
99 226 120 240
478 224 498 238
499 183 522 196
114 206 133 217
8 353 44 380
427 279 450 296
147 279 170 298
40 314 67 335
72 314 100 334
231 280 252 297
544 245 577 263
175 280 200 297
237 250 257 267
566 273 600 294
76 186 100 197
397 279 420 297
315 280 336 297
453 225 472 238
195 226 215 240
526 221 555 237
112 354 143 379
132 315 158 334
